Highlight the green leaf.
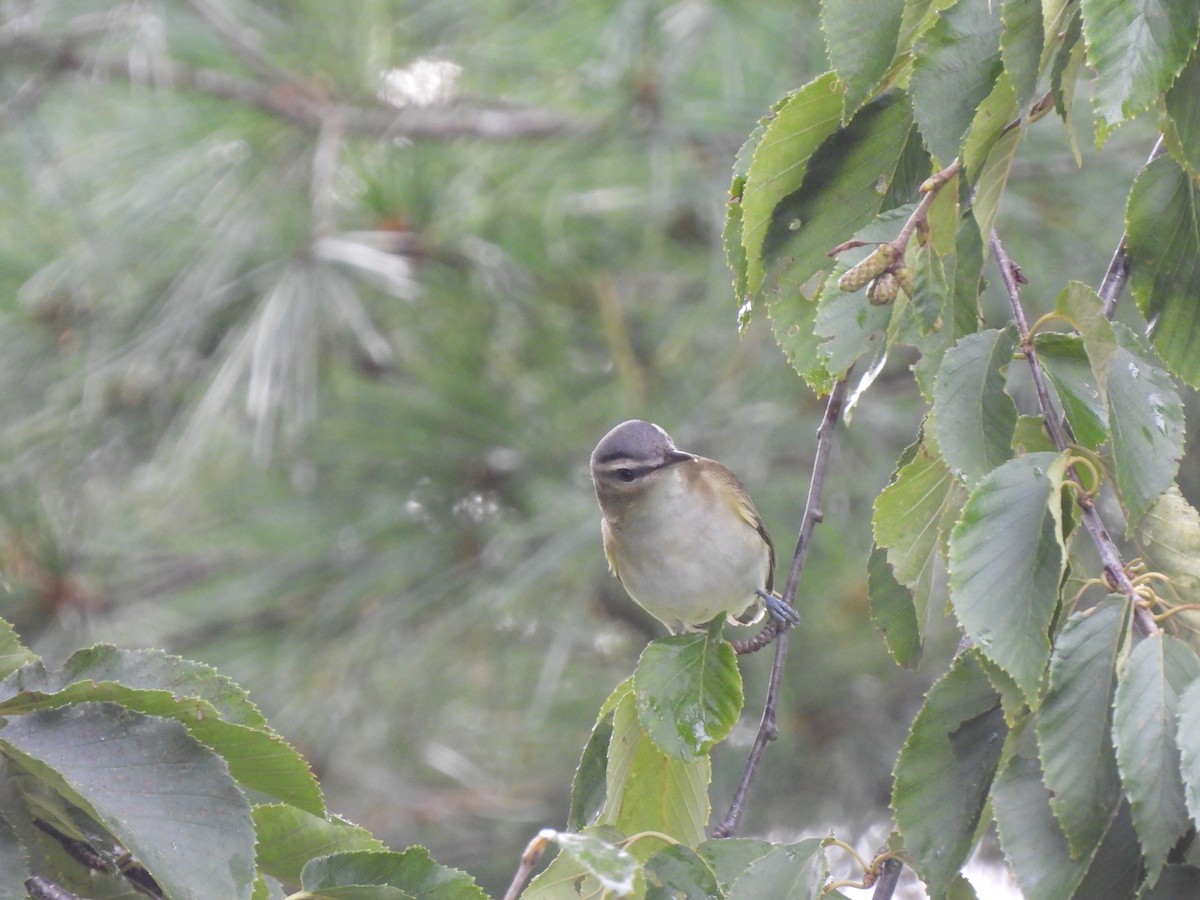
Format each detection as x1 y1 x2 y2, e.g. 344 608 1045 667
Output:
1105 324 1185 528
1080 0 1200 138
1000 0 1044 109
1050 10 1086 165
600 691 709 849
892 653 1007 899
992 751 1086 899
822 0 907 115
948 451 1068 702
1178 681 1200 845
1053 280 1118 390
633 629 743 761
868 544 921 667
1140 865 1200 899
569 713 613 831
254 803 386 885
908 240 949 332
697 839 773 893
933 327 1018 483
0 647 324 815
740 74 844 303
873 430 965 633
766 91 916 301
962 73 1019 183
726 840 826 900
1127 154 1200 388
909 0 1004 165
970 125 1022 245
1135 485 1200 638
768 291 834 393
301 847 487 900
644 844 723 899
1034 333 1108 450
0 619 36 682
1112 634 1200 881
538 831 639 897
1011 415 1057 455
991 751 1099 900
1164 49 1200 177
1 644 266 726
0 702 256 899
815 271 895 377
1035 597 1130 857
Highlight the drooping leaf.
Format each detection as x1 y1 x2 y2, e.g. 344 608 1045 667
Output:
569 713 613 831
0 703 256 900
909 0 1004 165
1049 8 1085 165
1034 333 1108 450
1177 680 1200 844
725 839 827 900
1105 324 1185 528
769 291 834 393
892 653 1007 898
1036 596 1130 857
873 430 964 633
868 544 921 668
1112 634 1200 881
600 691 709 850
1080 0 1200 138
962 73 1019 184
740 73 844 303
1000 0 1044 109
822 0 908 115
908 240 950 333
254 804 387 885
948 451 1069 703
992 751 1091 900
1164 49 1200 177
970 126 1022 245
933 327 1018 483
766 91 916 302
633 629 743 761
1052 280 1118 397
1127 154 1200 388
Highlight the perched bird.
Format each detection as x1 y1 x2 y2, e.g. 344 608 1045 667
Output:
590 419 799 634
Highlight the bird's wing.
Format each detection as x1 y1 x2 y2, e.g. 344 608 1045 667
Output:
731 481 775 594
600 518 625 585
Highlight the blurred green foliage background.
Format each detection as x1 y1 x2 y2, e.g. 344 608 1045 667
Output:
0 0 1184 893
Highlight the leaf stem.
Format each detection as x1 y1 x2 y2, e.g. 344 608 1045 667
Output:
989 230 1157 637
716 376 849 837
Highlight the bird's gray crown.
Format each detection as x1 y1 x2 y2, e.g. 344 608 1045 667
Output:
591 419 675 468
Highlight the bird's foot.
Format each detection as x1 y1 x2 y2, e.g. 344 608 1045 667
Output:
757 589 800 628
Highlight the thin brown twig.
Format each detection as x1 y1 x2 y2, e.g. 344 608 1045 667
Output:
502 830 552 900
989 230 1157 637
714 376 850 837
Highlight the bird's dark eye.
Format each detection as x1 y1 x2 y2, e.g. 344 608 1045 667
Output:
616 468 636 483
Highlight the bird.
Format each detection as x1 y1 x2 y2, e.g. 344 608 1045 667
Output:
589 419 799 634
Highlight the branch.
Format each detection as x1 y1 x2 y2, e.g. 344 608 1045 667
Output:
184 0 302 87
989 230 1158 637
715 376 850 837
1099 136 1167 317
870 856 904 900
0 31 589 141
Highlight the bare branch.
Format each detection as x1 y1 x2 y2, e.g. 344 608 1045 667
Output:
184 0 301 86
0 31 589 141
871 856 904 899
990 230 1157 637
716 376 850 837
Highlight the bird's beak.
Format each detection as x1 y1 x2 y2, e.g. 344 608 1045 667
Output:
663 449 696 467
